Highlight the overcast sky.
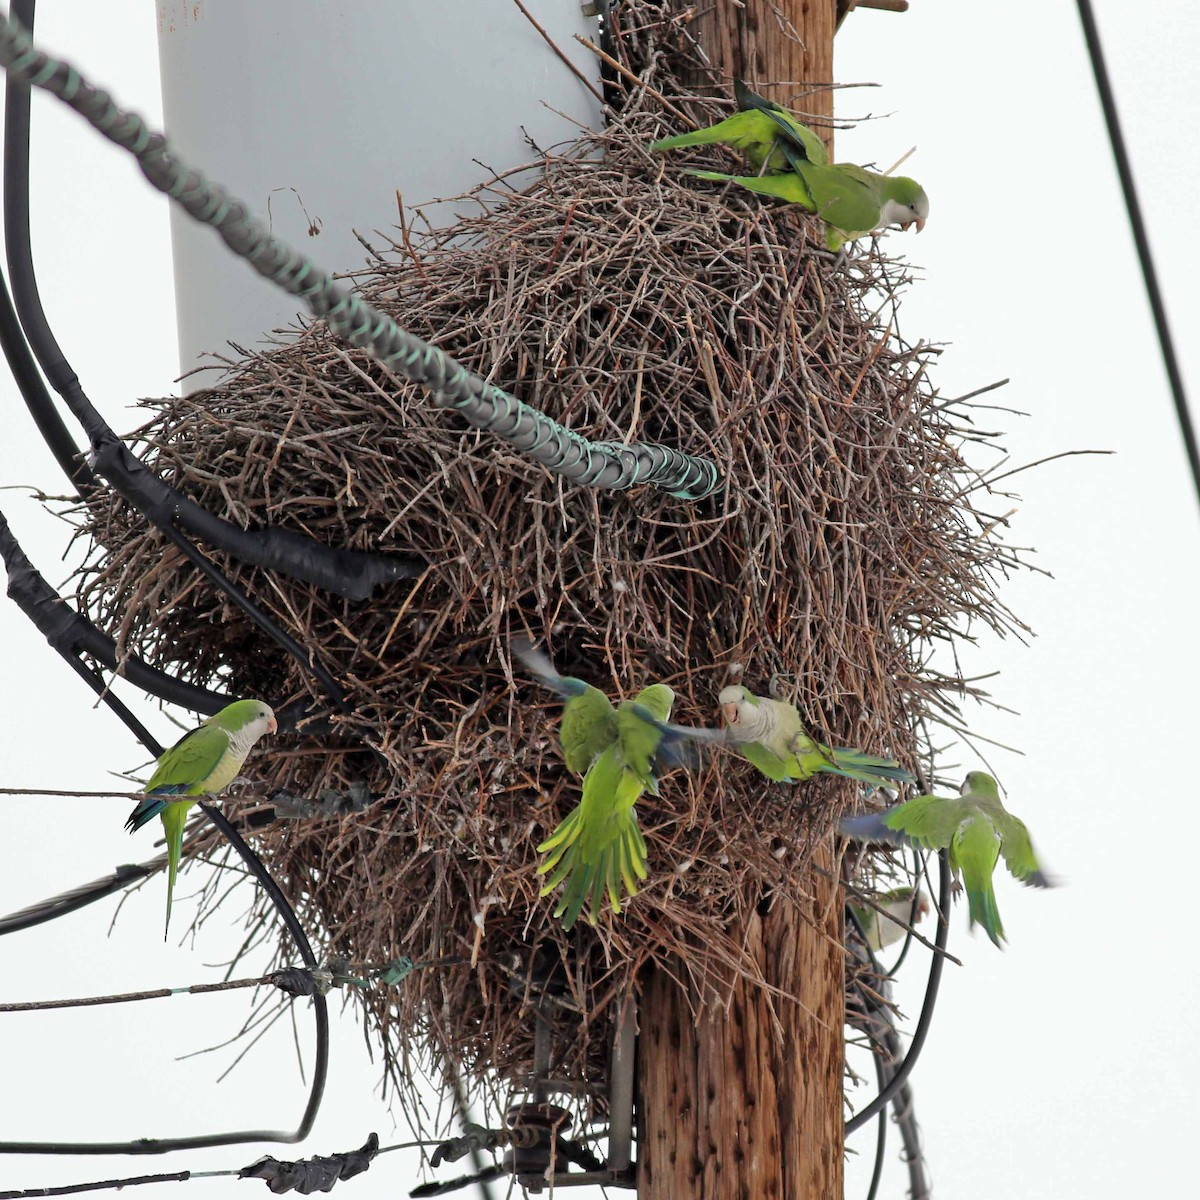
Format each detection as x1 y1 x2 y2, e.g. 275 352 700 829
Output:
1 2 1198 1197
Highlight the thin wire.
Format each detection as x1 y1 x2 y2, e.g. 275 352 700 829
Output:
864 1039 887 1200
0 541 330 1153
844 849 951 1135
0 859 158 936
1075 0 1200 514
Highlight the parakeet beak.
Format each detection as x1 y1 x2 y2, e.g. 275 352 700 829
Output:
267 716 278 734
914 217 926 233
722 702 740 726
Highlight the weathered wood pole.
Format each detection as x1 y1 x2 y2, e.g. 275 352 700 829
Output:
638 4 844 1198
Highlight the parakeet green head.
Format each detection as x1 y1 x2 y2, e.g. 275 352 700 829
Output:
209 699 277 737
631 683 675 723
961 770 998 796
879 176 929 233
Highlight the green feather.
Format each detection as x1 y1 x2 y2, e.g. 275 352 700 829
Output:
841 772 1051 949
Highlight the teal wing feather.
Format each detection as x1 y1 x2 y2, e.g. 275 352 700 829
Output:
822 745 915 788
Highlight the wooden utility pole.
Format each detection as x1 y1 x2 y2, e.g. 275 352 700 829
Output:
638 4 844 1198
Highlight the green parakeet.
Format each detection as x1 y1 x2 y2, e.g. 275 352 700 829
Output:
516 642 720 929
850 886 930 952
718 684 913 787
126 699 277 938
839 772 1051 948
691 161 929 251
649 78 829 173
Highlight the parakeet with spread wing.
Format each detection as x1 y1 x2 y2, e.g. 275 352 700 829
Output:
516 641 720 929
840 772 1051 948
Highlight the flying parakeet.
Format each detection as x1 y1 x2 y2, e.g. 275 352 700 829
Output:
515 642 719 929
718 684 913 788
126 699 277 938
839 772 1051 948
692 161 929 251
649 78 829 173
850 886 931 952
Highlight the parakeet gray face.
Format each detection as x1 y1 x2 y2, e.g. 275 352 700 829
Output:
718 684 749 727
879 196 928 232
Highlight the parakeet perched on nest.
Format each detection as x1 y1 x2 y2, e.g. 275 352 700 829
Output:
718 684 913 787
653 79 929 250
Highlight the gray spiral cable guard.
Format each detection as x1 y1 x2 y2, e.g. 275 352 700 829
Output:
0 14 721 500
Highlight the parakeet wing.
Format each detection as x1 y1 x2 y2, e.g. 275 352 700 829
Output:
620 693 726 775
739 739 799 782
733 78 829 165
883 793 963 849
799 164 884 235
690 169 816 210
840 794 957 850
995 813 1052 887
616 687 673 791
514 639 617 772
145 724 230 795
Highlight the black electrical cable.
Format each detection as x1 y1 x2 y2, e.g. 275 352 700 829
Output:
864 1040 887 1200
0 261 92 494
844 849 951 1135
0 861 158 936
1075 0 1200 515
2 1 422 600
843 904 890 1199
0 544 330 1153
0 510 231 716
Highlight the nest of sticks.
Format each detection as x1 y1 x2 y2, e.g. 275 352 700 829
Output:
73 1 1026 1129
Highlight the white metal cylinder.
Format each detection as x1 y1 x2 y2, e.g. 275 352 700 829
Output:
156 1 602 386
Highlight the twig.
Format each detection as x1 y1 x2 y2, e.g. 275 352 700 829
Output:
511 0 605 104
573 34 691 123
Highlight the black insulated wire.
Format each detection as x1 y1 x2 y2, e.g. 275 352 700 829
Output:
1075 0 1200 515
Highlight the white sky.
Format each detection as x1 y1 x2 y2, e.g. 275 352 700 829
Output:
2 2 1198 1197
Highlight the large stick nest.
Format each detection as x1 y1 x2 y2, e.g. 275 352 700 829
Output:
74 2 1025 1127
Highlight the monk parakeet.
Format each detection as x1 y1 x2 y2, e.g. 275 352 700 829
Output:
649 78 829 173
126 699 277 938
718 684 913 788
691 161 929 251
839 772 1051 948
516 642 719 929
850 886 931 952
